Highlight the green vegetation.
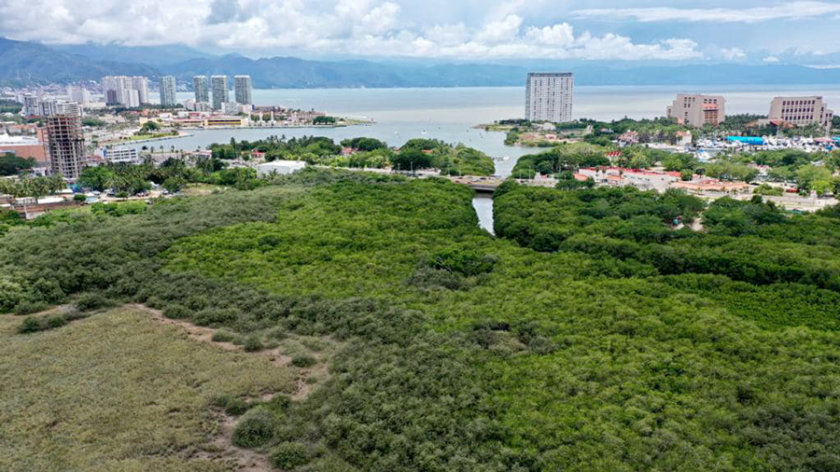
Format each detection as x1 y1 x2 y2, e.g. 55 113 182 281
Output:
81 117 106 127
232 408 278 447
511 142 611 178
313 116 337 125
0 174 64 198
140 120 160 133
0 307 294 471
0 152 36 176
509 143 699 179
77 157 261 195
209 135 495 175
3 170 840 470
753 183 784 196
0 99 23 114
703 158 760 182
271 442 311 469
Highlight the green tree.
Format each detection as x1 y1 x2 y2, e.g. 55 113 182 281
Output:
140 121 160 133
162 176 186 193
0 153 36 176
78 166 116 192
392 149 431 171
796 164 833 194
662 153 699 172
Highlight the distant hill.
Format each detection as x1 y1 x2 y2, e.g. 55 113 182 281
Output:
3 37 840 88
164 55 527 88
53 42 213 66
0 37 157 85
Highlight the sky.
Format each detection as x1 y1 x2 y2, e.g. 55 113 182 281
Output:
1 0 839 64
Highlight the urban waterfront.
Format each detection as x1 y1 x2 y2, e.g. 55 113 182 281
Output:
144 84 840 233
152 84 840 173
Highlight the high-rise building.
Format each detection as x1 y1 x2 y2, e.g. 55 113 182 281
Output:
193 76 210 103
103 75 130 106
234 75 252 106
210 75 230 110
525 72 574 123
39 99 82 118
769 96 834 129
102 75 149 107
45 114 86 180
131 76 149 104
66 86 90 106
667 94 726 127
23 94 40 117
211 75 229 110
159 76 178 107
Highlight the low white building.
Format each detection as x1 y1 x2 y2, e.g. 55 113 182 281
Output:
103 146 141 164
257 161 307 177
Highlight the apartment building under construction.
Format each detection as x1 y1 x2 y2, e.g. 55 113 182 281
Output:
45 115 86 180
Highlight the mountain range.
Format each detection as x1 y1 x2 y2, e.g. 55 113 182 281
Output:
3 37 840 89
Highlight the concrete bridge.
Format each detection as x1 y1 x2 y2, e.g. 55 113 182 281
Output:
448 176 557 193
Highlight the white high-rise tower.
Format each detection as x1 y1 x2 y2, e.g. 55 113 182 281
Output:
525 72 574 123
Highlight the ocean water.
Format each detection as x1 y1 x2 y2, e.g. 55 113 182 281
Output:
140 84 840 178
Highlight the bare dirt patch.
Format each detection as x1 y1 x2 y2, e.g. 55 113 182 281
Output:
133 303 338 401
128 303 240 351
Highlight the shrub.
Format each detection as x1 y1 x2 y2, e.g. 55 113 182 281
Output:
163 304 192 319
232 408 277 448
210 394 250 416
14 301 50 315
243 335 264 352
31 278 65 304
258 234 283 249
211 330 237 343
291 355 317 368
266 394 291 411
270 442 310 470
46 315 68 329
75 292 114 311
18 316 43 334
528 335 559 355
429 249 497 277
63 307 87 322
193 308 238 326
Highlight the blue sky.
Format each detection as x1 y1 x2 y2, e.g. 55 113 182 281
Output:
1 0 838 64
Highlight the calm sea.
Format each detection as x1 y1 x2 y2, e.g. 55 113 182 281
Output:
132 84 840 177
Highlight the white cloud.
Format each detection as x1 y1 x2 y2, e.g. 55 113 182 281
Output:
763 56 780 63
525 23 575 47
474 14 523 44
0 0 703 60
721 48 746 60
573 1 840 23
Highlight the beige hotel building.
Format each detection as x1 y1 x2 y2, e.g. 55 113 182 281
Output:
768 96 833 129
667 94 726 127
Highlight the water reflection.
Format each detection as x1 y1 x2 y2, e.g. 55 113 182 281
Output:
472 193 495 235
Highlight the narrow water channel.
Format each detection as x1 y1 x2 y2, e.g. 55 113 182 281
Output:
472 193 495 235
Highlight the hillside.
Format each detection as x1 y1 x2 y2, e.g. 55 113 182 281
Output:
4 37 840 87
0 38 157 85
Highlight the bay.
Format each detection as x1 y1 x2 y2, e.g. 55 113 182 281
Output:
135 84 840 235
138 84 840 178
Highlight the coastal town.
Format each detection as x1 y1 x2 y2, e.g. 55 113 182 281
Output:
5 3 840 471
2 72 840 218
